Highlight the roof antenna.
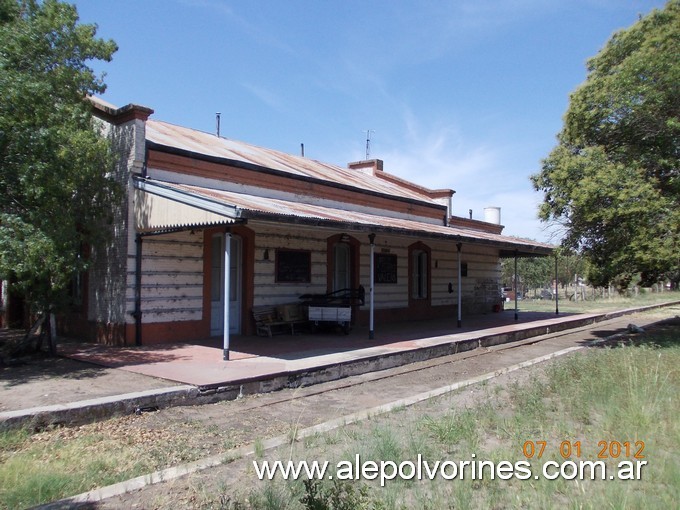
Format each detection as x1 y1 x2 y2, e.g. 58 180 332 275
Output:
365 129 374 160
216 112 221 137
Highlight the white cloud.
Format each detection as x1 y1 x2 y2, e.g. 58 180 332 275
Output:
378 111 500 191
240 83 287 113
177 0 299 57
369 112 560 243
176 0 234 17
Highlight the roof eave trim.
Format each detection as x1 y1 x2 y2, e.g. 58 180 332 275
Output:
89 97 154 124
146 141 448 213
133 176 242 219
244 212 554 256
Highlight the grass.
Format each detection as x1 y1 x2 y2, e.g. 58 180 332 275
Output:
1 300 678 509
230 324 680 509
0 434 136 508
421 408 479 452
0 416 223 509
254 438 266 459
517 289 679 314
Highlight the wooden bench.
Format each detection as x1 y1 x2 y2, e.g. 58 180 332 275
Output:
252 304 307 337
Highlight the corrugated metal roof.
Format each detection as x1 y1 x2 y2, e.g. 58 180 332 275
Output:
145 120 446 205
145 179 552 254
133 188 236 233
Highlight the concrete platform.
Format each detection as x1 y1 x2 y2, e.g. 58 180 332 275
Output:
59 304 676 392
59 310 583 390
3 301 677 431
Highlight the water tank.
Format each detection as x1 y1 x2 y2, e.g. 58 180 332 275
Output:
484 207 501 225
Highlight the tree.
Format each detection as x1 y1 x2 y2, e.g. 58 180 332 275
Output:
0 0 118 333
501 256 554 297
531 0 679 289
501 250 591 299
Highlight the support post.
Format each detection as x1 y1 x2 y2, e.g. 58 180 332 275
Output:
49 312 57 356
514 250 519 322
555 253 559 315
368 233 375 339
457 242 462 328
134 234 143 346
223 232 231 361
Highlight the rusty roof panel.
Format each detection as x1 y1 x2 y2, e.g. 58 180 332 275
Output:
145 120 445 204
155 180 552 253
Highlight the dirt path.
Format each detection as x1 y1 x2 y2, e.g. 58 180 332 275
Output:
55 305 679 509
0 355 176 413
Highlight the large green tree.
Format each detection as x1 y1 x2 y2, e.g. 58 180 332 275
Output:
532 0 679 289
0 0 117 320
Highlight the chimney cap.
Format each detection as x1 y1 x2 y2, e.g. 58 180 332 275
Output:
347 159 383 173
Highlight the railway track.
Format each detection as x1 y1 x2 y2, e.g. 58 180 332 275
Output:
42 304 680 509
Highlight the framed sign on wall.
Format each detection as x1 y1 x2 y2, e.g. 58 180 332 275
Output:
374 253 398 284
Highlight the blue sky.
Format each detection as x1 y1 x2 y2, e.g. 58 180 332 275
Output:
74 0 667 243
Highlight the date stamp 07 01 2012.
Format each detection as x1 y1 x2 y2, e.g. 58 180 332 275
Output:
522 440 646 460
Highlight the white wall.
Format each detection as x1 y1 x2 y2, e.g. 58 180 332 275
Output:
125 230 204 324
89 117 146 325
123 221 502 326
251 221 501 313
252 224 328 306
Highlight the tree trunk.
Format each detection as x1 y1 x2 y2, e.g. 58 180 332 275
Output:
46 313 56 356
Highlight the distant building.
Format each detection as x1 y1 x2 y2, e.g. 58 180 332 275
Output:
58 97 552 346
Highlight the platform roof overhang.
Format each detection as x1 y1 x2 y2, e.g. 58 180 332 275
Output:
133 177 241 234
132 177 554 256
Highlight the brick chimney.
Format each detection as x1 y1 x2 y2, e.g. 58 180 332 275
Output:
347 159 384 175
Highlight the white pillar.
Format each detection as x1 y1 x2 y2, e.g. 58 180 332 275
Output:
514 250 519 321
457 243 462 328
555 254 560 315
369 233 375 339
223 232 231 361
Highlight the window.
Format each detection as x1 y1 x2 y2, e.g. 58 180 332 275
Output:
333 243 350 291
412 249 428 299
408 242 431 302
276 249 311 283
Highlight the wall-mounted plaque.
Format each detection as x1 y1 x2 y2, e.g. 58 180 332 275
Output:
374 253 398 284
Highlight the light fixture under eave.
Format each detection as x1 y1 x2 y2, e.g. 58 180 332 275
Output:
263 248 269 260
340 233 350 243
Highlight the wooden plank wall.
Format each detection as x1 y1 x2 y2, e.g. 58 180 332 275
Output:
126 230 204 323
358 239 500 311
253 225 327 306
459 245 503 312
253 223 501 313
123 224 502 324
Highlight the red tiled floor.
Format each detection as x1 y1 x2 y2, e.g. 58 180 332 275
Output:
58 310 583 388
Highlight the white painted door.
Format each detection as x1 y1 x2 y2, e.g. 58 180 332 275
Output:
210 234 241 335
333 242 350 292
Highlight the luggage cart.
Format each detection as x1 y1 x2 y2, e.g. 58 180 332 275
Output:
300 287 365 334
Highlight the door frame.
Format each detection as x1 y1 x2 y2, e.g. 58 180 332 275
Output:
210 233 242 336
408 241 432 314
326 233 361 293
204 226 255 337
